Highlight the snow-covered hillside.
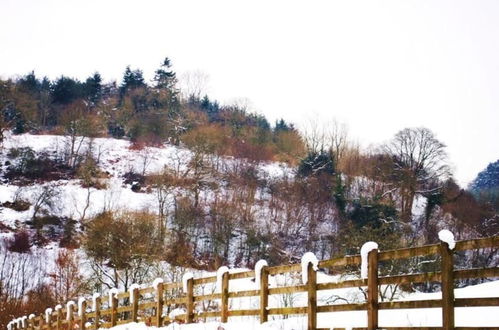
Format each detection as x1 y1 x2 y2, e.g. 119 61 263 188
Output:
0 132 292 229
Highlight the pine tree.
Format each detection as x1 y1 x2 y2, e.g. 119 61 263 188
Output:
51 76 84 104
120 66 146 95
153 57 177 90
84 72 102 105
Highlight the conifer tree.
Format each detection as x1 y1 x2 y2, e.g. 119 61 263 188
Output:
119 66 146 95
84 72 102 105
153 57 177 90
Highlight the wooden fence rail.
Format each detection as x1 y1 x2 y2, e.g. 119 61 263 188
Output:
8 236 499 330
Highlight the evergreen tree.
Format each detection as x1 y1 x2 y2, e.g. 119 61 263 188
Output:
153 57 177 90
18 71 40 94
470 160 499 192
297 150 335 177
84 72 102 105
274 118 294 132
51 76 84 104
120 66 146 95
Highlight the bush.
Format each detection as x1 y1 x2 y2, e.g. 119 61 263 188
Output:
1 199 31 211
297 150 335 177
76 157 107 189
6 147 72 182
7 230 31 253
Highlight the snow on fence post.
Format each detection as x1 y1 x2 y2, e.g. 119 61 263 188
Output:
221 271 230 323
440 239 455 329
154 279 164 327
367 248 379 330
186 277 195 324
307 261 317 330
259 266 269 324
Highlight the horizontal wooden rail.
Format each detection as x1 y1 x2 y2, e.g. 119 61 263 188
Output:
379 272 442 285
317 302 367 312
455 297 499 307
378 244 440 261
9 235 498 330
379 299 442 309
317 278 367 290
454 267 499 279
455 236 499 251
228 289 260 298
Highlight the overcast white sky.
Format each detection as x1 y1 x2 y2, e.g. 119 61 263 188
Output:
1 0 498 185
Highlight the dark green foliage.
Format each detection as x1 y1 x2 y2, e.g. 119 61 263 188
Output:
200 95 220 121
3 106 26 134
470 160 499 192
120 66 146 95
153 57 177 90
1 199 31 212
274 118 294 132
424 190 444 221
18 71 41 94
349 200 398 228
84 72 102 104
297 150 335 177
333 175 347 214
59 217 78 248
6 147 72 182
470 160 499 210
107 122 125 138
51 76 84 104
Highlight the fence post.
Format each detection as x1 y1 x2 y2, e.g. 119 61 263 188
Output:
38 315 44 330
185 278 194 323
367 249 379 330
56 308 62 330
156 283 164 326
46 312 52 330
67 305 74 330
259 266 269 324
94 297 101 330
111 294 118 327
80 300 87 330
440 241 455 330
307 262 317 330
221 272 229 323
132 288 139 322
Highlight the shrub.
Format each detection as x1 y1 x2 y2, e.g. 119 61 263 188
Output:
297 150 335 177
1 199 31 211
7 230 31 253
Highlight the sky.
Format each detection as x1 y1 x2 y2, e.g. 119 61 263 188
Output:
1 0 498 186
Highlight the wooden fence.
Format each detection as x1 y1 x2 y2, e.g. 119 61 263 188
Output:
8 236 499 330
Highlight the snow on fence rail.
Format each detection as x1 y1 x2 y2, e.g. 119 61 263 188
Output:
7 235 499 330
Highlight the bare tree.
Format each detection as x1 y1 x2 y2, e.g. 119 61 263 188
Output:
179 70 210 101
31 184 60 220
383 127 450 221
